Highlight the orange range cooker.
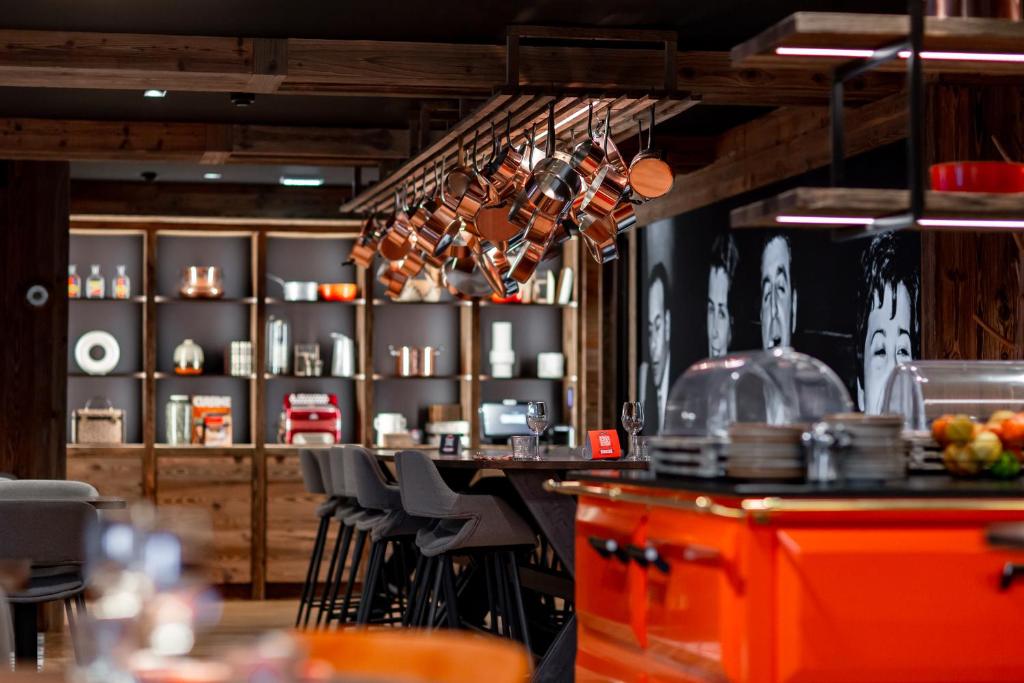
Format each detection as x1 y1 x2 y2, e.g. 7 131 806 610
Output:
548 475 1024 683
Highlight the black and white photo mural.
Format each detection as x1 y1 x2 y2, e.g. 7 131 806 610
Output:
636 149 920 434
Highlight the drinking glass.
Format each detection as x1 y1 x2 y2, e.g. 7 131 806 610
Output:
621 401 645 460
526 401 548 460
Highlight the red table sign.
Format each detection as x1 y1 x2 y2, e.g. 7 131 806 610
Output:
586 429 621 460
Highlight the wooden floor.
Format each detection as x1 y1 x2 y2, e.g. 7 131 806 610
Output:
31 599 298 675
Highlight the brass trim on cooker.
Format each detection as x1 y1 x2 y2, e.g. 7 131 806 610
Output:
545 479 1024 520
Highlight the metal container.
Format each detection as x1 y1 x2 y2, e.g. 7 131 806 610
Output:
266 315 291 376
419 346 443 377
389 345 419 377
294 343 322 377
165 394 191 445
331 333 356 377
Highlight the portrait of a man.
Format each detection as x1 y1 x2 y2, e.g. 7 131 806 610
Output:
760 233 797 350
638 262 672 434
707 233 738 359
856 234 919 414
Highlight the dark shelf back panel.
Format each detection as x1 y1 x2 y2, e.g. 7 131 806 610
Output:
266 237 357 288
69 234 144 296
157 303 251 375
480 306 563 378
373 305 460 376
372 378 460 433
68 377 143 444
155 377 251 445
263 378 357 445
69 302 143 375
480 379 564 426
156 235 252 299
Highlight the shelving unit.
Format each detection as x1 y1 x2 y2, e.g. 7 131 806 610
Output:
66 221 582 595
728 9 1024 237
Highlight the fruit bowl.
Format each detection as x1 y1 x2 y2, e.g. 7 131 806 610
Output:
932 411 1023 478
930 161 1024 193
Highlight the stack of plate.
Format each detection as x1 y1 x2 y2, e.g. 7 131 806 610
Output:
826 413 907 480
725 423 806 480
649 436 724 478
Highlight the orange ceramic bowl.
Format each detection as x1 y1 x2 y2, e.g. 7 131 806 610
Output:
930 161 1024 193
318 283 358 301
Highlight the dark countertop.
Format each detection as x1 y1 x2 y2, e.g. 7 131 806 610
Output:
347 445 649 471
574 470 1024 498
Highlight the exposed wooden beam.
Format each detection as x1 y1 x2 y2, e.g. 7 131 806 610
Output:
70 180 351 221
0 29 902 106
0 118 409 164
635 93 909 224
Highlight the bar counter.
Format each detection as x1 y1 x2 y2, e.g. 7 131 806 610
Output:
549 471 1024 683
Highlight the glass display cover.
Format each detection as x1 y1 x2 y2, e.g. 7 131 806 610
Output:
881 361 1024 432
661 348 854 437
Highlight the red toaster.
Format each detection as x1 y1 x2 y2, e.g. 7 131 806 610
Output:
279 393 342 445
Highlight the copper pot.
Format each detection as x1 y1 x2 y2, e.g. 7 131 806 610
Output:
928 0 1021 17
629 106 674 201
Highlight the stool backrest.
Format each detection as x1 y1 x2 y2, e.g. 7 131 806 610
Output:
329 446 357 498
314 451 333 495
346 447 395 511
395 450 459 518
298 450 326 495
0 500 96 566
0 480 98 500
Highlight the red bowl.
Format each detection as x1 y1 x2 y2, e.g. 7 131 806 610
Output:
930 161 1024 193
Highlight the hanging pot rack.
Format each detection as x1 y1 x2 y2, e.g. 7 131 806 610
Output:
341 90 698 215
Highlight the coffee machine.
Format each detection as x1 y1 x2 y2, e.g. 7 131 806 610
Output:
278 393 342 445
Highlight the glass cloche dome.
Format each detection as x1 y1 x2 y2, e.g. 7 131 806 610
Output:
880 360 1024 432
661 348 854 437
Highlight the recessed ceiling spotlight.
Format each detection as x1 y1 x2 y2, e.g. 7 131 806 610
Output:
203 172 223 180
279 176 325 187
230 92 255 107
143 89 167 98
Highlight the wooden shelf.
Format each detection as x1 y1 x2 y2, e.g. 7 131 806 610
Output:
153 296 257 304
71 296 146 303
67 444 146 456
153 444 257 457
371 373 472 381
154 372 256 379
479 375 578 381
264 373 366 381
732 12 1024 75
264 297 364 305
371 298 469 306
478 301 577 308
730 187 1024 232
69 372 146 379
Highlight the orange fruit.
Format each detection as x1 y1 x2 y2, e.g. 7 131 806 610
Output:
1001 415 1024 448
931 415 953 446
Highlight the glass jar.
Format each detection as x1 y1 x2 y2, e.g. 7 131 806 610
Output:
165 395 191 445
112 264 131 300
68 264 81 299
86 264 105 299
173 339 204 375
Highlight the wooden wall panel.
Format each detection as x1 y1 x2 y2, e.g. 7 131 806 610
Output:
922 84 1024 361
67 453 144 501
0 161 69 479
266 453 320 583
156 456 252 584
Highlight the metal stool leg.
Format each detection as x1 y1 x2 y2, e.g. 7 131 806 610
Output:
338 529 367 626
296 513 330 628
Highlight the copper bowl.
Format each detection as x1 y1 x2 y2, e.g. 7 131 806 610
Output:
179 266 224 299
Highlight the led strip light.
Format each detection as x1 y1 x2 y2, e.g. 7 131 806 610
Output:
775 46 1024 63
776 215 1024 229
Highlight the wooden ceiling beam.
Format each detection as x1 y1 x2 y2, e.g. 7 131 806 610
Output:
635 92 909 224
0 118 409 164
0 29 902 106
70 180 351 222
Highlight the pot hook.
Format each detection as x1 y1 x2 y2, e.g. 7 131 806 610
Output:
545 102 556 158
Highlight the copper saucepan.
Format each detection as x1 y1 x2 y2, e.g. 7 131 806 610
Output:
628 105 674 201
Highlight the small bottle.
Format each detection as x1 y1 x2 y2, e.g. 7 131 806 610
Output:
68 264 81 299
85 264 105 299
112 265 131 300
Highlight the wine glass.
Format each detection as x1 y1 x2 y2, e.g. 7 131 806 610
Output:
526 401 548 460
621 401 645 460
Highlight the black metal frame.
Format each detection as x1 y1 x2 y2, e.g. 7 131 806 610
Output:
830 0 925 241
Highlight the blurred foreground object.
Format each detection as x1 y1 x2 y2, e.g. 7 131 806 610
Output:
298 630 531 683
